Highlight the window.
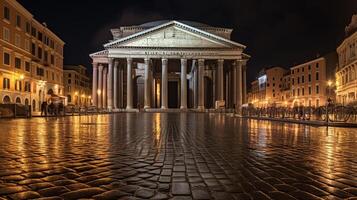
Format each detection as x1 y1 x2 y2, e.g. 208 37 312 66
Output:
25 39 30 51
36 67 44 76
25 61 30 72
38 47 42 59
316 63 319 69
273 83 275 87
308 74 311 82
293 89 295 96
302 76 305 83
15 34 21 47
15 80 22 91
31 43 36 55
38 32 42 41
309 86 312 95
302 67 304 72
3 52 10 65
44 51 48 62
50 55 54 65
31 27 36 37
302 88 305 96
297 68 299 73
316 99 320 107
68 79 71 84
308 65 311 70
316 72 319 81
16 15 21 27
3 78 10 89
4 6 10 21
316 85 319 94
26 22 30 33
3 27 10 41
15 57 21 69
292 78 294 85
24 81 31 92
298 88 300 96
297 77 300 84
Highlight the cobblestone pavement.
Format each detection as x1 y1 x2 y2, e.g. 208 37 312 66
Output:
0 113 356 200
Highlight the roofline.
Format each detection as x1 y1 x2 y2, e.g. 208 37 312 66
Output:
104 20 246 49
291 57 325 69
337 31 357 52
31 20 65 45
90 50 108 58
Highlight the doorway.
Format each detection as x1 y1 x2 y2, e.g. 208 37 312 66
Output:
168 81 179 108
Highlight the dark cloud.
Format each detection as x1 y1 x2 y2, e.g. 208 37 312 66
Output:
18 0 357 83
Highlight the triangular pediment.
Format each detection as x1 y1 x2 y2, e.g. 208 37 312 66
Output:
104 21 245 49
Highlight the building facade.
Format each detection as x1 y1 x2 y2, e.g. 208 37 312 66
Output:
248 53 337 107
247 66 288 107
336 14 357 105
0 0 64 111
63 65 91 106
90 20 249 111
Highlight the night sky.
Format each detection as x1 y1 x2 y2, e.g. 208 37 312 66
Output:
19 0 357 84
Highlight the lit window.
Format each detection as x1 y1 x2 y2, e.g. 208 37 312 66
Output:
3 27 10 41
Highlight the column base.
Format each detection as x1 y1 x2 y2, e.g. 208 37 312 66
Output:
180 106 187 110
126 106 133 110
161 106 168 110
144 106 151 109
197 106 205 111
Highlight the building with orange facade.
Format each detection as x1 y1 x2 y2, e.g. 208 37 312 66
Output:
63 65 91 106
0 0 64 112
247 66 288 107
336 14 357 105
248 53 337 108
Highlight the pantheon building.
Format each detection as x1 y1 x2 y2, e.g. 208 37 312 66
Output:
90 20 250 111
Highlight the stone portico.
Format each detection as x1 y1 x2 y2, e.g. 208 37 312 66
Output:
90 20 250 111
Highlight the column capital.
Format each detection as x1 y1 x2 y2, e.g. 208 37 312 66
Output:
92 62 99 68
98 64 104 70
144 58 150 63
198 59 205 66
162 58 168 65
114 59 119 67
217 59 224 64
181 58 187 65
126 57 133 63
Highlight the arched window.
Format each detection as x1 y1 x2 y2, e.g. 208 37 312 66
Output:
16 97 21 104
3 96 11 104
25 98 29 106
67 95 72 103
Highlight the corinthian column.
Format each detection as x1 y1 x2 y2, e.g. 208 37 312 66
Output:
107 58 114 111
144 58 151 109
98 64 104 109
217 59 224 101
161 58 168 109
103 67 108 109
180 58 187 109
126 58 133 109
113 59 119 109
236 60 243 113
197 59 205 110
92 63 98 107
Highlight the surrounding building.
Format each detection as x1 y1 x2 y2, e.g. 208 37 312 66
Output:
63 65 91 106
90 20 250 111
336 14 357 105
248 53 337 107
0 0 65 112
247 66 288 107
290 53 337 107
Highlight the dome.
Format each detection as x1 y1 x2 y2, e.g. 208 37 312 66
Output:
139 20 211 28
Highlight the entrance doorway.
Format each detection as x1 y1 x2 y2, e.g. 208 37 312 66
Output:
168 81 179 108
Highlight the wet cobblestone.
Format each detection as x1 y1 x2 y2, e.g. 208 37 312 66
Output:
0 113 356 199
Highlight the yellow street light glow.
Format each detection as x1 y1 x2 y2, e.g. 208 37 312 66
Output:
19 74 24 80
327 80 332 87
97 90 101 95
81 94 85 98
74 92 78 96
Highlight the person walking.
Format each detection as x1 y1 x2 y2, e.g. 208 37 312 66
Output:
41 101 48 117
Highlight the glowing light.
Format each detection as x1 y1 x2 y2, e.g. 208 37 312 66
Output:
97 90 101 95
19 74 24 80
74 92 78 96
327 80 333 87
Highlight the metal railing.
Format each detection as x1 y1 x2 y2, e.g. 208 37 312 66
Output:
242 104 357 123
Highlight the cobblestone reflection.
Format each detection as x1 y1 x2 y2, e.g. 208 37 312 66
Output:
0 113 356 199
